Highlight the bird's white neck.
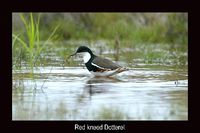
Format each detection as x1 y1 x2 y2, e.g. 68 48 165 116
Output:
81 52 91 63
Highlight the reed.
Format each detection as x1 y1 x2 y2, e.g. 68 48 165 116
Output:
12 13 59 72
12 12 59 87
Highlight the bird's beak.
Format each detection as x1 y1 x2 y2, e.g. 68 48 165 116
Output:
66 52 77 62
69 52 77 57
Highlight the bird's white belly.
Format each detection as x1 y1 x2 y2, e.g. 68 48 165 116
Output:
90 67 128 77
90 69 119 77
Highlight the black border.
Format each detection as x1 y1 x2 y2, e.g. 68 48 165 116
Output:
1 0 193 132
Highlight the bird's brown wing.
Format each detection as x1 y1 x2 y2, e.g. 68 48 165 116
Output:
92 57 121 70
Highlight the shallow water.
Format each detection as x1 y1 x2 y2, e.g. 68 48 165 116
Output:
12 66 188 120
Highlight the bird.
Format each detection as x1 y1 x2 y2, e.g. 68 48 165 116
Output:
68 46 128 77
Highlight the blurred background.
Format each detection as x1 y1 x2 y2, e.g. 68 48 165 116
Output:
13 13 187 44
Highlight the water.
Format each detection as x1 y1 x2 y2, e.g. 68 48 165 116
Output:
12 66 188 120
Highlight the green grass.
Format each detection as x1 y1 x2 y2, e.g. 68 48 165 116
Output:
12 13 59 91
13 13 187 44
12 13 188 69
12 13 41 73
12 13 59 71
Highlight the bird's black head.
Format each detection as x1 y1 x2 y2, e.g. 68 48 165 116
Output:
69 46 94 57
76 46 93 54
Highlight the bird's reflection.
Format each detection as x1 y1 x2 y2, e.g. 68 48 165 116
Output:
81 76 122 99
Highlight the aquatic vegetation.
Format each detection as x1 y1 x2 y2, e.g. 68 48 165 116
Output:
12 13 59 74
